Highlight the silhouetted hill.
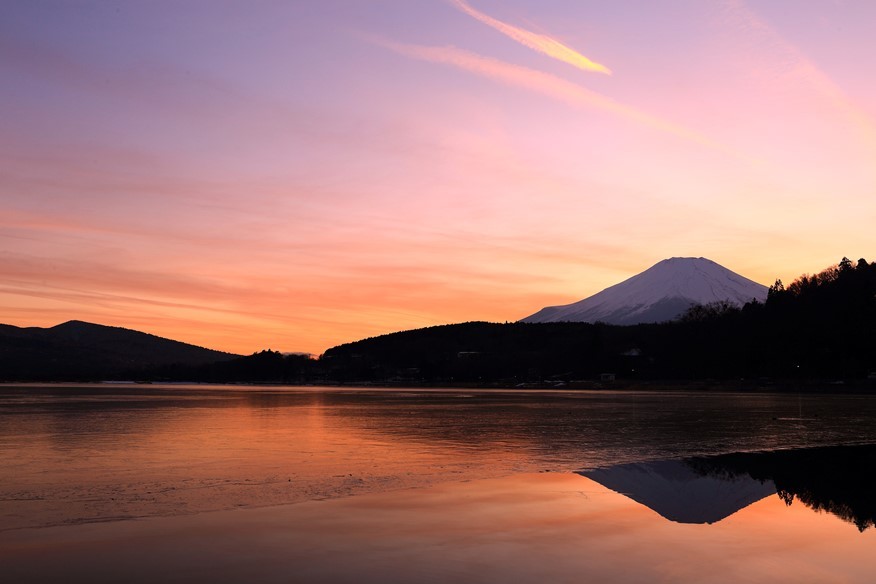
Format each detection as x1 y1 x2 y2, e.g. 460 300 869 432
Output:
322 321 647 383
0 320 240 381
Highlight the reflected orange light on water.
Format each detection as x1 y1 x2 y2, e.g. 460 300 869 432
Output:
3 472 873 584
0 388 539 530
6 386 876 535
4 387 876 582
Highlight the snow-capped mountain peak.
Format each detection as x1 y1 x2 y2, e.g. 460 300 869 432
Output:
521 257 768 325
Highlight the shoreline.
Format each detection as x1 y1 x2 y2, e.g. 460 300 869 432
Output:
3 378 876 393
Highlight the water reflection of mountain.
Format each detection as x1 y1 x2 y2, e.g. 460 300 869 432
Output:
582 445 876 530
581 461 775 524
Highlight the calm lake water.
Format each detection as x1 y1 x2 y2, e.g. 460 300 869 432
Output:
2 384 875 582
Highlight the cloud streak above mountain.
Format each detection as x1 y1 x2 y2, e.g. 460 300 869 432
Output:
448 0 611 75
379 39 730 154
721 0 876 153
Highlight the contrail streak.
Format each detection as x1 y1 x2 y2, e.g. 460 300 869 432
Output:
377 38 739 156
449 0 611 75
722 0 876 152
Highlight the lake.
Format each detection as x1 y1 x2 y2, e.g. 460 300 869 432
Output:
1 384 875 582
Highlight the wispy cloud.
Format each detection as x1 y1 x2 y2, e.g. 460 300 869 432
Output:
448 0 611 75
377 39 735 155
721 0 876 149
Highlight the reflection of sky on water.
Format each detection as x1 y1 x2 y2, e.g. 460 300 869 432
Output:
3 472 875 584
3 385 876 531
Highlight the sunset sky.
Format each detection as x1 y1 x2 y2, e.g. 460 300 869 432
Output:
3 1 875 355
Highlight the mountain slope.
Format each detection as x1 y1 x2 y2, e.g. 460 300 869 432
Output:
0 320 240 381
523 257 767 325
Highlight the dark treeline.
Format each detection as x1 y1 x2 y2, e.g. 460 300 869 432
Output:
138 350 315 384
688 444 876 531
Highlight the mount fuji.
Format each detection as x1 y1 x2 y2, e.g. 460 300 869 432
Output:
522 257 768 325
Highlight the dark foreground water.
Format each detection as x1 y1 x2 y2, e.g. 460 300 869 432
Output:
1 385 875 582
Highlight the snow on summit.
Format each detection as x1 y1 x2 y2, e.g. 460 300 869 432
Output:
522 257 768 325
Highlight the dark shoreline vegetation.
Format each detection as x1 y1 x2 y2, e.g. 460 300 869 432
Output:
687 445 876 532
2 257 875 388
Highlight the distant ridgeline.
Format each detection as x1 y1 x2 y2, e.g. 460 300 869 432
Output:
0 320 240 382
2 257 875 383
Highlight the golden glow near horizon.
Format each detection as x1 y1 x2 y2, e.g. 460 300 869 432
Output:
2 1 876 354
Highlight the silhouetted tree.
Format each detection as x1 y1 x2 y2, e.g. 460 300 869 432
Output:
767 278 784 299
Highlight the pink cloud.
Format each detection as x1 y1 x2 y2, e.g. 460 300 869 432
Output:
377 39 739 157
